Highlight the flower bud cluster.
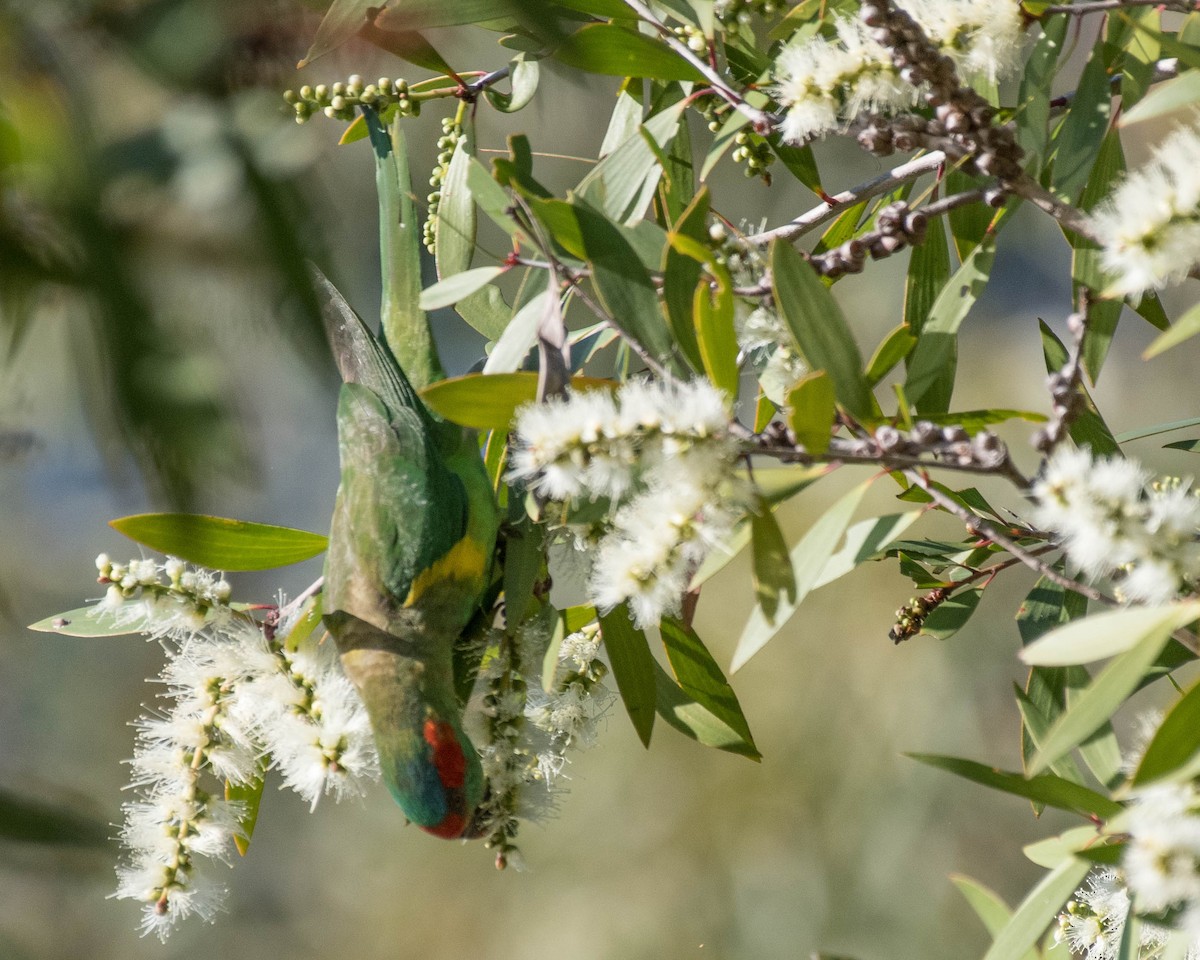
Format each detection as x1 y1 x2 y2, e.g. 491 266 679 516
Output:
772 0 1021 157
888 587 948 643
853 1 1024 181
672 23 710 57
283 74 417 125
731 129 775 182
1088 123 1200 297
423 115 463 254
715 0 781 27
1030 447 1200 606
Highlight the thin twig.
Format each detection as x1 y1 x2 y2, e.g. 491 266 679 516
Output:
744 151 948 245
904 468 1109 601
751 440 1031 482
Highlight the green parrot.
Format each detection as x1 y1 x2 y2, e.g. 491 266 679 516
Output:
313 110 500 839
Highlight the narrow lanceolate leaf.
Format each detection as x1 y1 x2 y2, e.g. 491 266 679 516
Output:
1051 45 1113 204
1133 675 1200 786
553 23 705 81
918 587 984 642
951 874 1039 960
811 512 921 589
227 772 266 857
1040 321 1119 456
750 506 796 625
907 754 1122 819
981 857 1092 960
652 660 759 757
29 605 146 637
420 372 614 430
1144 302 1200 359
662 188 709 372
693 264 739 397
905 238 995 414
1021 603 1200 667
903 214 950 339
435 134 510 339
786 372 836 454
484 54 540 113
1028 616 1190 775
300 0 499 64
864 323 917 387
418 266 507 311
483 289 555 375
109 514 328 571
1016 14 1068 175
1122 69 1200 126
770 241 874 420
1023 825 1110 869
599 605 657 747
731 479 872 672
659 618 759 759
362 109 441 388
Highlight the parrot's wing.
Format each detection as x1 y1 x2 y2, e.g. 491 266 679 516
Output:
325 381 468 631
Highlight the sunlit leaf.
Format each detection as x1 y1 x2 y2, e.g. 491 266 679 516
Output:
109 514 327 571
553 23 704 80
420 372 614 430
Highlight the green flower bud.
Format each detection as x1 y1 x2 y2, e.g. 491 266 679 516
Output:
282 89 298 105
330 95 346 111
299 85 314 100
315 84 329 101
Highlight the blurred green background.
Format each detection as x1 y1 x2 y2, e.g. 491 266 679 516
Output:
2 3 1198 958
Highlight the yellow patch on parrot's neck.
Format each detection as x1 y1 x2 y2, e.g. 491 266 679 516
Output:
403 535 489 608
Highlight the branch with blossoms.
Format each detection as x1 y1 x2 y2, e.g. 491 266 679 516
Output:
28 0 1200 954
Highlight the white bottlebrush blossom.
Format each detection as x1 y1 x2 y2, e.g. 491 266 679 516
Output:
1125 782 1200 936
511 379 743 628
1056 869 1172 960
101 558 378 938
472 620 613 865
1090 124 1200 297
772 0 1023 143
1029 447 1200 605
591 479 743 627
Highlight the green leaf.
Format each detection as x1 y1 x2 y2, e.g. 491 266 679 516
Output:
1024 825 1109 868
599 604 657 746
1051 44 1113 203
553 23 704 80
227 773 265 857
652 660 757 756
1166 438 1200 452
951 875 1038 960
578 102 686 224
483 288 554 374
1040 320 1119 456
1144 302 1200 359
1073 128 1126 379
362 109 440 389
1117 416 1200 443
693 264 739 397
1133 675 1200 786
1014 684 1088 784
945 168 994 260
435 134 511 339
786 372 836 454
467 158 522 239
1122 69 1200 126
568 200 677 366
768 137 823 194
0 789 108 846
28 605 146 637
484 54 540 113
108 514 327 571
662 188 709 372
907 754 1122 819
1028 617 1186 775
1017 15 1068 175
865 323 917 387
905 238 995 413
1020 603 1200 666
770 241 873 420
904 214 952 336
981 857 1093 960
418 266 507 311
659 618 759 758
282 594 323 653
731 479 871 672
502 515 546 630
918 587 983 641
811 512 921 589
750 506 796 625
358 24 455 74
420 373 614 430
300 0 502 64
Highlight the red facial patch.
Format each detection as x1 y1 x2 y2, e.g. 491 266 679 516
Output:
423 718 467 789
